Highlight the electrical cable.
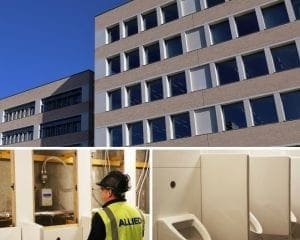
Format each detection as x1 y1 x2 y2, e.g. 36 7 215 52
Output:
137 150 149 208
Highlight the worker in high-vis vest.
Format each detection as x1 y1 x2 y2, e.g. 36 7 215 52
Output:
87 171 145 240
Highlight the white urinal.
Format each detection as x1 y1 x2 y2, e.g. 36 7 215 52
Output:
291 211 297 223
249 212 263 234
157 214 211 240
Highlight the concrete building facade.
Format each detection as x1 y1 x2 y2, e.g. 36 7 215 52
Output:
0 70 94 147
94 0 300 147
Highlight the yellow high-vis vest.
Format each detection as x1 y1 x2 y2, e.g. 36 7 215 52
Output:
98 202 144 240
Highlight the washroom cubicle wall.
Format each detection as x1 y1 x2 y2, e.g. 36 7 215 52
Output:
152 150 249 240
152 148 300 240
249 156 290 239
201 154 249 240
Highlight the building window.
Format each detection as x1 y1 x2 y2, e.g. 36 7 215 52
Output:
165 35 183 58
271 43 300 72
292 0 300 19
222 102 247 130
126 49 140 70
250 96 278 126
190 65 212 91
128 121 144 145
147 78 164 102
40 116 81 138
42 88 82 112
262 2 289 29
144 42 161 64
107 55 121 75
216 58 240 85
107 25 120 43
162 2 179 23
235 11 259 37
206 0 225 8
4 102 35 122
142 10 158 30
148 117 166 142
2 126 34 145
186 27 207 52
124 17 138 37
195 107 218 135
127 84 142 106
281 90 300 121
109 125 123 147
242 51 269 79
108 88 122 110
169 72 187 97
210 20 232 45
172 112 191 139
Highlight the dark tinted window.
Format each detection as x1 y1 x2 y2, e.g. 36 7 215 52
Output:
262 2 289 29
235 11 259 37
210 20 232 44
109 125 123 147
126 49 140 70
149 117 167 142
42 88 82 112
216 59 240 85
251 96 278 126
127 84 142 106
281 90 300 120
147 78 164 101
243 51 269 79
40 116 81 138
206 0 225 8
145 42 161 64
162 2 179 23
165 36 183 58
169 72 187 96
223 102 247 130
107 25 120 43
271 43 300 72
2 126 34 145
143 10 158 30
125 17 138 37
108 89 122 110
128 121 144 145
5 102 35 122
107 55 121 75
172 112 191 139
292 0 300 19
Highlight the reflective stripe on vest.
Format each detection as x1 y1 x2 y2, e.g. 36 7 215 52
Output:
102 207 119 240
98 202 144 240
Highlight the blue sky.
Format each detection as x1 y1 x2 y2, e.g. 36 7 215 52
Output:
0 0 127 99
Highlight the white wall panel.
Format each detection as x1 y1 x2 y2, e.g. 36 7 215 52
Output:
249 156 290 235
201 154 248 240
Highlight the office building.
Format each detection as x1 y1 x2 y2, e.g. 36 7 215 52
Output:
94 0 300 146
0 70 94 147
